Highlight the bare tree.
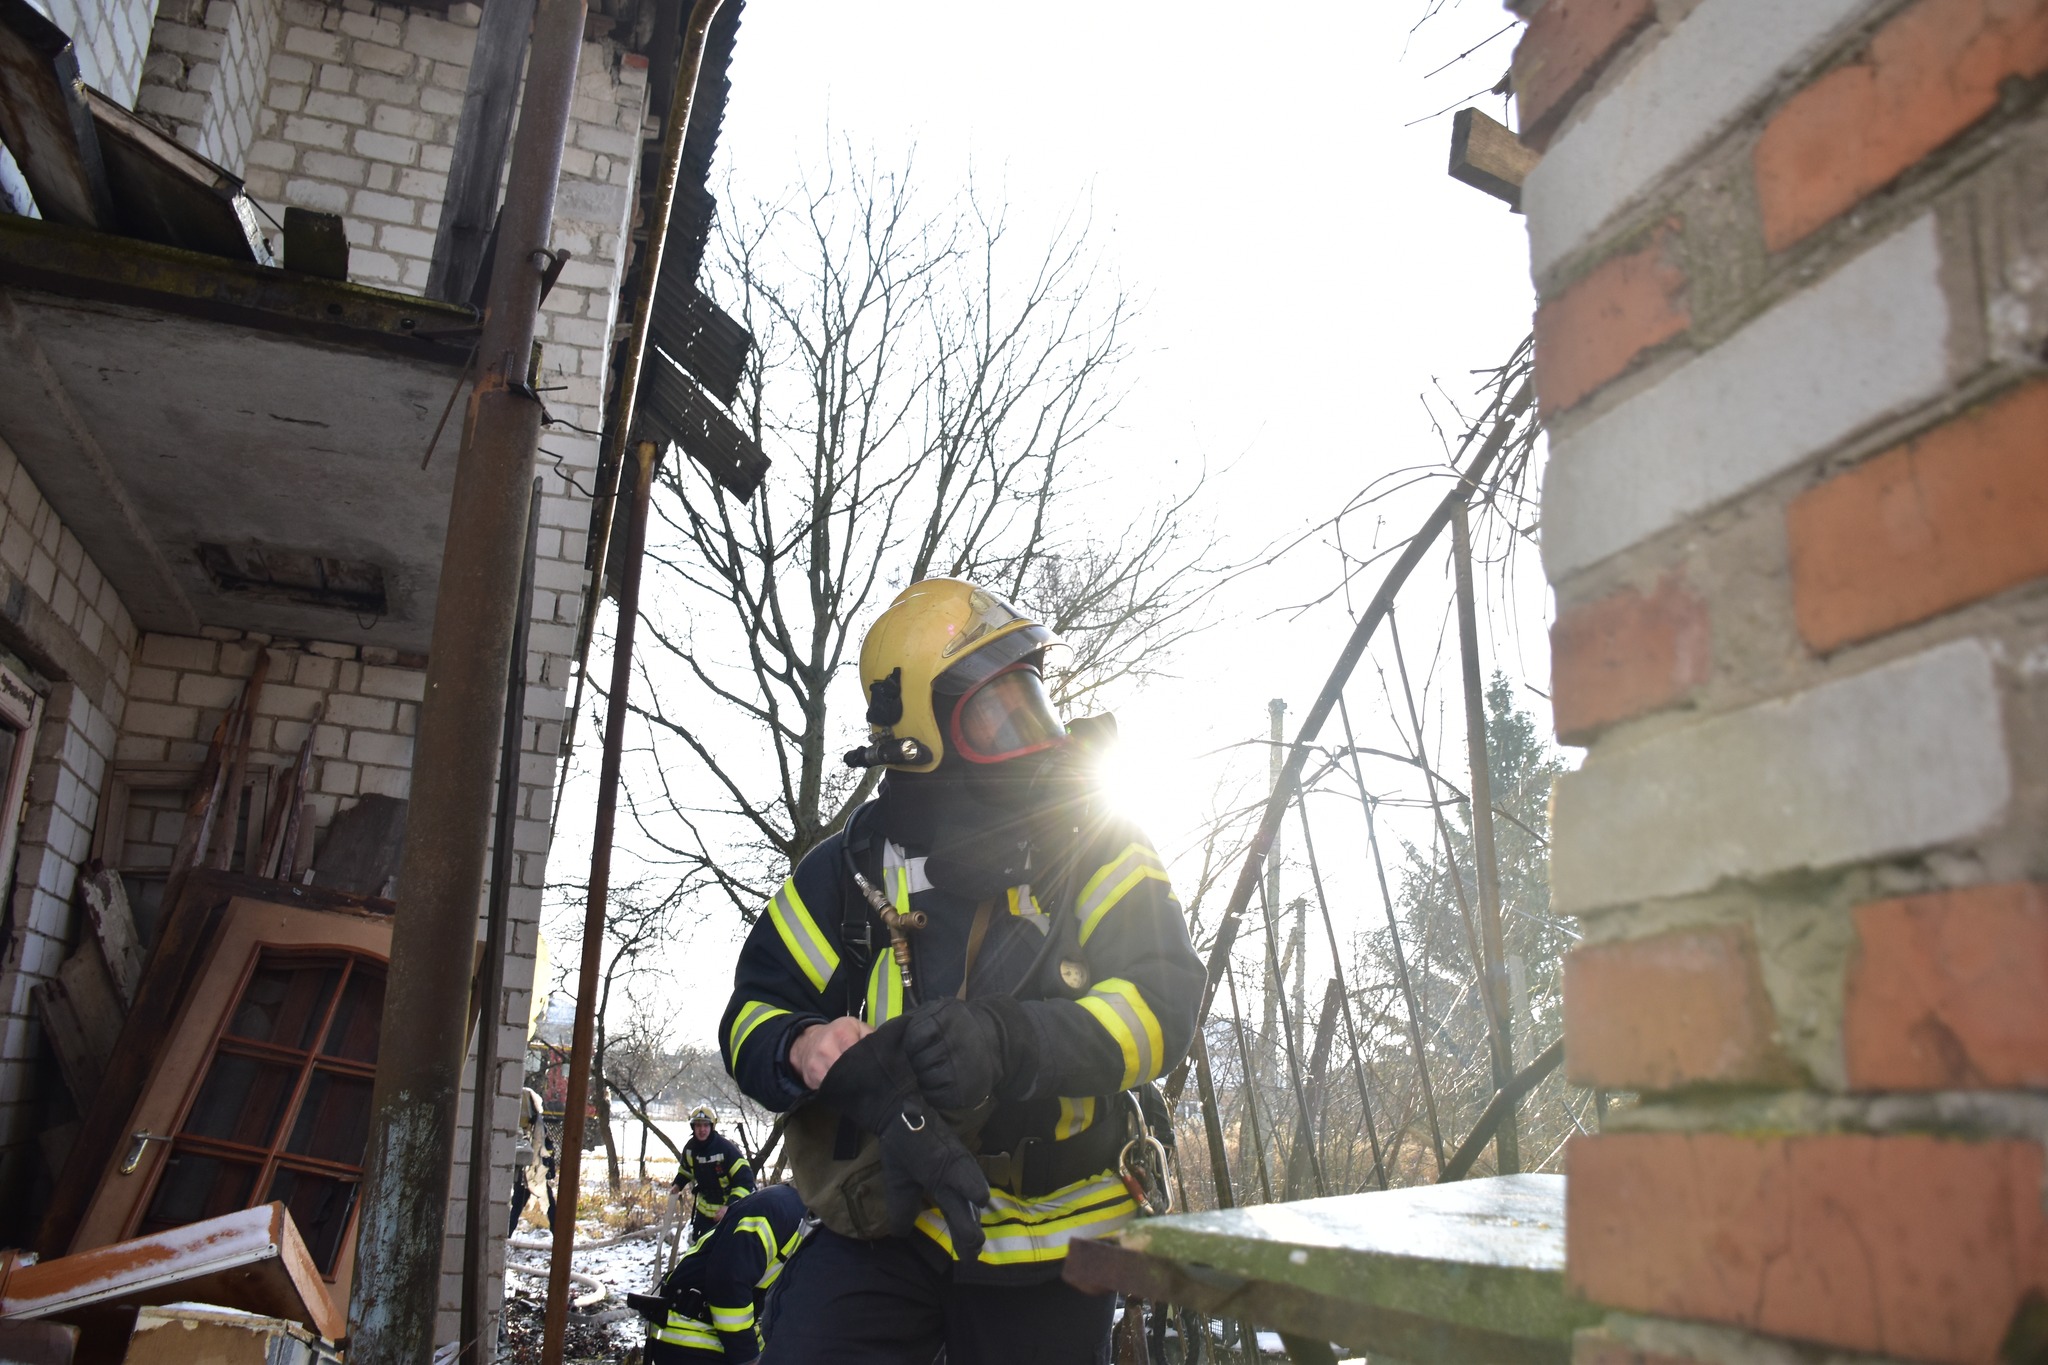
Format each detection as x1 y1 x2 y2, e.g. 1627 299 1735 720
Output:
626 143 1236 919
547 878 682 1195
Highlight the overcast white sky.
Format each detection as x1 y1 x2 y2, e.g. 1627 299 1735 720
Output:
550 0 1558 1045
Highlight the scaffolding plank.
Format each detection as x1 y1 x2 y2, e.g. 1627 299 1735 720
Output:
1064 1175 1595 1363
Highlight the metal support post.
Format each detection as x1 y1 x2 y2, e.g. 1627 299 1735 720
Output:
347 0 584 1351
542 440 658 1365
459 479 542 1363
1451 501 1518 1173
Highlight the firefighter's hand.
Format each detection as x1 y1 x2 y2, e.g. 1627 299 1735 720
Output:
903 995 1038 1108
789 1016 873 1090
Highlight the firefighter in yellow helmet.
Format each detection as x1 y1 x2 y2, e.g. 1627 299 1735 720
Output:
718 578 1203 1363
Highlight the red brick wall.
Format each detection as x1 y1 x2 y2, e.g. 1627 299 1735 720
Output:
1517 0 2048 1360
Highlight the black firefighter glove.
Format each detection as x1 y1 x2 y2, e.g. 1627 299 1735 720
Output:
901 994 1041 1109
818 1017 991 1258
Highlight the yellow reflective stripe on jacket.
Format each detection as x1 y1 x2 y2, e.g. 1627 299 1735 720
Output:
767 878 839 992
865 954 904 1025
1076 978 1165 1088
1054 1096 1096 1139
758 1224 805 1289
735 1214 778 1282
653 1311 721 1349
887 863 912 915
1005 886 1044 917
728 999 788 1060
708 1301 754 1334
1075 843 1170 946
914 1172 1138 1264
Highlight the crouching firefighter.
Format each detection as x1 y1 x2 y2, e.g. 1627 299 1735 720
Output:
718 579 1204 1364
675 1104 754 1240
633 1181 808 1363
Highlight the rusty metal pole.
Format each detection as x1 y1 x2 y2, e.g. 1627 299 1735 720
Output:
459 479 542 1363
346 0 585 1350
542 440 656 1365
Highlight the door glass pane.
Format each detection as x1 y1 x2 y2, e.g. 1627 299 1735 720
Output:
287 1069 373 1165
185 1052 299 1147
321 966 385 1063
227 959 341 1050
267 1167 359 1273
140 1152 259 1231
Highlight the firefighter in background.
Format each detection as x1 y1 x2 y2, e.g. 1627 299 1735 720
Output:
718 579 1203 1364
637 1181 807 1363
508 1087 556 1234
674 1104 755 1241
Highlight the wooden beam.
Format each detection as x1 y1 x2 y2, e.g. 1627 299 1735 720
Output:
425 0 541 302
1449 107 1540 210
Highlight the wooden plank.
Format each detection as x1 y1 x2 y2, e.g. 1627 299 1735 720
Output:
1448 107 1540 209
2 1202 343 1341
0 0 112 230
80 84 271 264
31 950 123 1109
77 861 143 1007
424 0 540 302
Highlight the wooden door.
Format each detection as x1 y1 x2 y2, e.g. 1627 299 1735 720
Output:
73 896 393 1313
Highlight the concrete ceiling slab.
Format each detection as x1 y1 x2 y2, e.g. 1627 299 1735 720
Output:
0 215 476 652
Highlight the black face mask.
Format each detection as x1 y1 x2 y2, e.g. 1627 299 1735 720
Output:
865 716 1117 899
868 759 1044 898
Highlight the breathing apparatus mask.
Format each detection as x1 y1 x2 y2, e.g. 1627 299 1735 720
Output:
866 664 1118 897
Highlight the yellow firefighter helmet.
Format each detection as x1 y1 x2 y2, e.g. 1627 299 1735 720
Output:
853 579 1064 773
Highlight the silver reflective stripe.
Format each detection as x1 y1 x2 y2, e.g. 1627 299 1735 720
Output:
767 879 839 992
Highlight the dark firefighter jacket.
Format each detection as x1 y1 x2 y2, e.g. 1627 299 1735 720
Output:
676 1130 754 1217
654 1182 806 1359
718 806 1202 1281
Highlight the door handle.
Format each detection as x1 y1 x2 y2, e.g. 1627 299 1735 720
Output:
119 1131 171 1175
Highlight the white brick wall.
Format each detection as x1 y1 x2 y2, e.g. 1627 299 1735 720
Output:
3 0 630 1334
1550 638 2012 914
0 432 137 1165
136 0 282 171
30 0 158 107
1541 215 1952 581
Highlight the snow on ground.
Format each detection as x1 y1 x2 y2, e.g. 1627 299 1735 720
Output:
503 1221 670 1359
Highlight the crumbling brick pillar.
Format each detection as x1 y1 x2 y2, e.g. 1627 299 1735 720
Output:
1514 0 2048 1361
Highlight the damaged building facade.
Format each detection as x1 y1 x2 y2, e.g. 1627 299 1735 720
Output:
0 0 749 1346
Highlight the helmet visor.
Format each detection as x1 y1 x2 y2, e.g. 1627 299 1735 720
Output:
949 665 1067 764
